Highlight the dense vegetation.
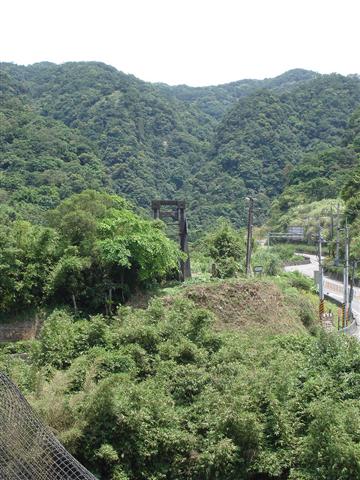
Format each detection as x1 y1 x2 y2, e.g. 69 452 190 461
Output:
2 281 360 480
198 75 360 228
2 61 360 479
0 69 108 222
1 62 360 232
0 190 180 315
268 100 360 278
270 103 360 232
0 62 214 225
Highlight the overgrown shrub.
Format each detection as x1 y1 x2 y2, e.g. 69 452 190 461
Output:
4 294 360 479
252 248 282 276
200 219 246 278
283 271 316 293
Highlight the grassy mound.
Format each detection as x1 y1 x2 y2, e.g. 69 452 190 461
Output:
163 278 318 334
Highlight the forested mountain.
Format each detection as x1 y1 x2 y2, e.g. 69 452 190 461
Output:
156 68 318 119
0 68 108 222
194 74 360 228
1 61 359 233
269 103 360 231
3 63 360 480
0 62 213 217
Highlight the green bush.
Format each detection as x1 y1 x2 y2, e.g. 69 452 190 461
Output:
0 191 182 315
252 248 282 276
32 309 110 368
283 271 316 293
16 296 359 479
199 220 246 278
270 243 297 261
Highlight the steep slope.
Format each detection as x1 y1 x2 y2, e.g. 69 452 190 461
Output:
177 279 313 334
0 62 215 212
1 62 359 233
0 69 108 222
156 68 318 119
211 74 360 193
269 103 360 230
191 74 360 229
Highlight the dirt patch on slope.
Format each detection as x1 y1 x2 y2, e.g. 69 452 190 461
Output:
181 280 308 334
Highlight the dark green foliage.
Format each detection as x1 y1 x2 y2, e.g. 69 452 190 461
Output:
345 103 360 153
1 62 360 233
196 75 360 229
157 69 318 120
252 248 282 276
0 69 109 223
271 146 358 225
332 106 360 274
32 310 109 369
2 61 360 479
0 220 58 313
0 62 215 219
270 99 360 233
282 271 315 293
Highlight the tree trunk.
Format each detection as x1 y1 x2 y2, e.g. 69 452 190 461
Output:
71 293 78 315
120 271 125 303
104 293 109 317
108 287 113 316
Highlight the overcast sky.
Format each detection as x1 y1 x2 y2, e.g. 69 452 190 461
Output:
1 0 359 86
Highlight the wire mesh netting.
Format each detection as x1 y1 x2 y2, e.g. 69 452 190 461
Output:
0 372 97 480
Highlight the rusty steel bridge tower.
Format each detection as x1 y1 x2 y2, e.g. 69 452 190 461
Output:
151 200 191 281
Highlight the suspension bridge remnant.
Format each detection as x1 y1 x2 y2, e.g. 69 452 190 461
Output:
0 372 97 480
152 200 191 281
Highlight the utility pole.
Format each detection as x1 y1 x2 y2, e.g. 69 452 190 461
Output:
245 196 254 276
349 260 356 320
335 203 340 267
343 220 350 326
329 207 334 257
178 202 191 280
318 224 325 320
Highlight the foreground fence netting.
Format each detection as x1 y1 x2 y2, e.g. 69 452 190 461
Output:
0 372 97 480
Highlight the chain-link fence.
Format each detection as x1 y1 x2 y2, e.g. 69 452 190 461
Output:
0 372 97 479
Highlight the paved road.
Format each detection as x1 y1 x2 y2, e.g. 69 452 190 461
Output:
285 254 360 339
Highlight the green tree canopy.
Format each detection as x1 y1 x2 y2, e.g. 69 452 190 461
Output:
0 191 181 315
200 219 246 278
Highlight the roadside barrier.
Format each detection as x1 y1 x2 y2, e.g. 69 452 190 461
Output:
324 280 360 300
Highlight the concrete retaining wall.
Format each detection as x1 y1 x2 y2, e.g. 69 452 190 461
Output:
341 319 358 335
0 318 40 343
324 292 360 336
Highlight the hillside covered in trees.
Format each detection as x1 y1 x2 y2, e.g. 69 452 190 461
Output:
2 61 360 480
1 62 360 232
